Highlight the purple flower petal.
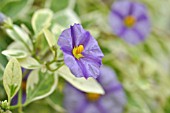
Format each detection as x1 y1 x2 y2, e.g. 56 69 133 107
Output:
97 66 120 90
111 1 131 17
64 84 87 113
83 38 104 58
128 2 135 15
70 24 86 47
109 12 125 36
78 58 101 78
96 101 108 113
78 31 91 48
63 53 84 77
131 2 147 19
58 29 73 49
99 91 126 113
61 46 72 55
83 104 101 113
134 20 151 38
105 84 123 94
121 29 143 44
111 10 124 20
137 14 148 22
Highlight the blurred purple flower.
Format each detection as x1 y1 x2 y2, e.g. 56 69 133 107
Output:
64 66 127 113
58 24 104 79
109 1 151 44
11 68 31 105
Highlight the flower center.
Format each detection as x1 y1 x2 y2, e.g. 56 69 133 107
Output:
86 93 101 102
72 45 84 60
124 16 136 28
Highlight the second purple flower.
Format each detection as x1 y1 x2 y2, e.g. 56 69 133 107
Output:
109 1 151 44
58 24 104 79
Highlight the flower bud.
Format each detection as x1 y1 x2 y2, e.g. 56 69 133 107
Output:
1 100 9 110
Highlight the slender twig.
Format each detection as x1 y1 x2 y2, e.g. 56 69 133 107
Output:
18 88 23 113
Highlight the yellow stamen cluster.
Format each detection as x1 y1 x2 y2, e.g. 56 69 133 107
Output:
124 16 136 28
72 45 84 60
86 93 101 102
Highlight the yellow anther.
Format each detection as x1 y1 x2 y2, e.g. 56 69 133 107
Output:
86 93 101 102
76 45 84 54
124 16 136 28
72 45 84 60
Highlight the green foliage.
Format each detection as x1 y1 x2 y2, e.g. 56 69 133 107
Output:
50 0 69 12
6 25 33 52
2 50 28 59
32 9 53 36
0 64 4 81
3 58 22 104
0 0 34 19
43 29 57 54
25 70 58 105
54 8 80 27
18 57 41 69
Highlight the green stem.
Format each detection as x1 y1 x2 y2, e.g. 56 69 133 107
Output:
18 88 23 113
10 105 19 110
53 46 58 61
8 96 11 106
46 63 64 72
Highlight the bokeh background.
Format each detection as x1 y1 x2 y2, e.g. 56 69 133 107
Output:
0 0 170 113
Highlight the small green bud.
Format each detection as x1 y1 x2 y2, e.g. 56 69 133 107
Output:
1 100 9 110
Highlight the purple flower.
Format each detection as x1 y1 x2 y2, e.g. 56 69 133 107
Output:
109 1 151 44
64 66 127 113
58 24 104 78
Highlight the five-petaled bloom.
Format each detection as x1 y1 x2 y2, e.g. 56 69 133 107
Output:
58 24 104 79
109 1 151 44
64 66 127 113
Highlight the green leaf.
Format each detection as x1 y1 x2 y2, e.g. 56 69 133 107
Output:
32 9 53 35
50 0 68 12
18 57 41 69
53 8 80 27
7 41 28 52
25 70 58 105
43 29 57 53
6 25 33 52
3 58 22 103
51 24 65 37
2 49 28 58
46 98 66 113
0 64 4 81
1 0 34 19
57 65 105 94
47 82 66 113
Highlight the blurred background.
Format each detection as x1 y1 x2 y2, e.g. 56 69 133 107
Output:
0 0 170 113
